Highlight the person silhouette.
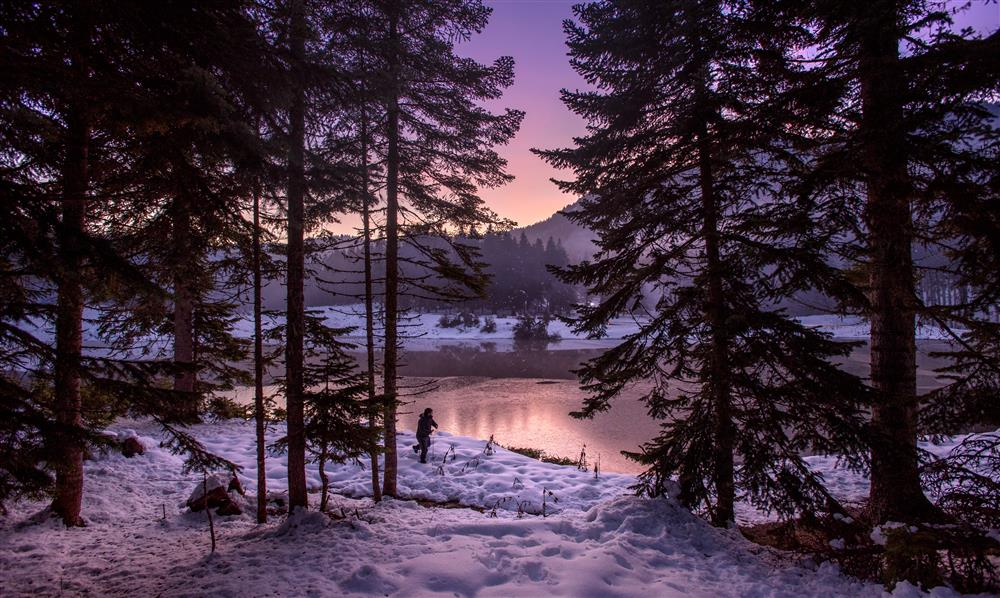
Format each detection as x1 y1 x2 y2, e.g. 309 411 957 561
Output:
413 407 438 464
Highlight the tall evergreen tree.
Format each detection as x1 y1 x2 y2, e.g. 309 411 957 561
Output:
283 0 310 512
783 0 1000 523
537 0 868 524
358 0 522 496
272 0 375 510
0 0 265 524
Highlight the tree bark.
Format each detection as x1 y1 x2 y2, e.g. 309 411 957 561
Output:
318 449 329 513
52 103 89 528
697 115 735 527
360 104 382 502
381 4 401 498
51 11 90 528
285 0 308 512
858 2 938 523
252 180 267 523
172 195 196 402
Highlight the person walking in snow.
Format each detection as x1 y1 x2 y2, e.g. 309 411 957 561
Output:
413 407 438 463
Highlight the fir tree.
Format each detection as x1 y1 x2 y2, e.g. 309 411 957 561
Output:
283 0 310 512
536 0 868 524
0 0 262 524
302 315 371 513
357 0 523 497
782 0 1000 523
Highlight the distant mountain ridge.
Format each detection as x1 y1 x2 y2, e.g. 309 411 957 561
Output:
516 202 597 263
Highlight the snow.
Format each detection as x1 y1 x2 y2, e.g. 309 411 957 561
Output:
226 308 959 348
797 315 963 341
186 472 230 506
1 420 990 597
11 307 962 364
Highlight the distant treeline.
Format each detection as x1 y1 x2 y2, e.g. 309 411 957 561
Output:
260 231 578 315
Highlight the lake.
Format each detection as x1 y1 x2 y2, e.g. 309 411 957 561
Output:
227 338 955 475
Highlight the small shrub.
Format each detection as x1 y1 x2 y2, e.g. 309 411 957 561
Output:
512 314 560 342
205 396 251 420
542 455 577 467
438 313 479 329
542 487 558 517
437 314 462 328
479 316 497 333
488 496 511 518
461 455 481 473
441 443 457 463
506 446 543 460
504 443 576 467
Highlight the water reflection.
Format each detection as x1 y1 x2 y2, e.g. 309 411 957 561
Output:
225 340 954 476
402 377 659 474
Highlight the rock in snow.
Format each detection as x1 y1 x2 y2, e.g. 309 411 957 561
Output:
186 473 242 516
120 436 145 458
0 419 992 597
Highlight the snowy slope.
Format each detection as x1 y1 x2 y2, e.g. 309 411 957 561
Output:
227 305 962 348
1 420 988 597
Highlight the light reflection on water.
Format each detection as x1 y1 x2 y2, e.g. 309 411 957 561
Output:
225 340 953 476
399 376 659 475
224 375 658 475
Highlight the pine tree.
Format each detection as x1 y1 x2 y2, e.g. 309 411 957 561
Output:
358 90 383 503
283 0 310 512
303 316 371 513
784 0 1000 523
0 0 265 523
251 180 270 523
265 0 383 510
359 0 522 497
0 185 61 514
536 0 868 524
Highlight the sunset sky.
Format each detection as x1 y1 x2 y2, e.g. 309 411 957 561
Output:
334 0 999 234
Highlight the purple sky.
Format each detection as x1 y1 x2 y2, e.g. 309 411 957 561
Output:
453 0 999 229
326 1 998 234
457 0 588 229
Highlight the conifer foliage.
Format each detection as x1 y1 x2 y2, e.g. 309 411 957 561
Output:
537 0 869 524
354 0 523 497
779 0 1000 524
1 0 520 521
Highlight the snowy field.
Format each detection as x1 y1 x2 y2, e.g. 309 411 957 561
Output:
2 420 994 597
15 307 962 360
227 307 962 346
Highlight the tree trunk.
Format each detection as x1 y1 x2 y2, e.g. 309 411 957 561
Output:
361 105 382 502
318 449 329 513
285 0 308 512
858 3 938 523
172 196 196 403
697 104 735 527
51 12 90 528
381 5 401 498
252 180 267 524
52 102 89 528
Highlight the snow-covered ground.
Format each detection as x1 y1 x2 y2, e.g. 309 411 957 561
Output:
12 307 961 362
1 420 993 597
230 306 963 349
797 315 963 341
